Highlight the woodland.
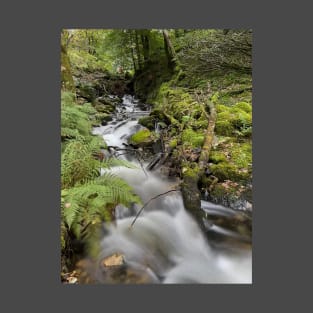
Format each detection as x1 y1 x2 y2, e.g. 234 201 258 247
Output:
61 29 252 284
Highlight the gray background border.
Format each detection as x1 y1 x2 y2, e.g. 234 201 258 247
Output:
2 0 311 311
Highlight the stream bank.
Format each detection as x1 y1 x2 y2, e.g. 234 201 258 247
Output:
62 90 251 284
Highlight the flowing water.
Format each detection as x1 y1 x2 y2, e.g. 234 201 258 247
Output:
92 95 252 284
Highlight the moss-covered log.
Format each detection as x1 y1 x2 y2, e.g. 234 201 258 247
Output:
181 95 217 223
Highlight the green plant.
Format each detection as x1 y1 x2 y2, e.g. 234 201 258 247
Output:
61 173 141 238
181 128 204 147
61 137 101 189
130 128 152 144
61 93 96 140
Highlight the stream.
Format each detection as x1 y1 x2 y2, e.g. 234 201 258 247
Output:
92 95 252 284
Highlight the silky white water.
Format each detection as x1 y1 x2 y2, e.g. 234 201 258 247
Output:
92 95 252 284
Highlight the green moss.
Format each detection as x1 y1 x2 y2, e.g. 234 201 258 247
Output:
210 183 225 198
215 120 234 136
210 163 244 181
138 116 155 130
216 104 230 113
215 102 252 136
193 118 209 130
230 142 252 169
182 163 200 178
61 45 75 91
234 101 252 113
169 138 178 149
181 128 204 148
130 129 152 144
209 151 227 163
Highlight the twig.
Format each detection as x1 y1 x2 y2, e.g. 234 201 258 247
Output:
129 189 178 228
135 152 148 178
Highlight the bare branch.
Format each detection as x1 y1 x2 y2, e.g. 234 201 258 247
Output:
129 189 178 228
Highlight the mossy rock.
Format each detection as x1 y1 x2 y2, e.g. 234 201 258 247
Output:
97 97 116 107
150 109 172 125
230 108 252 129
234 101 252 113
77 84 97 101
209 151 227 163
192 118 209 130
95 112 112 123
210 162 248 182
129 128 153 145
181 128 204 148
94 101 115 113
138 116 155 130
215 103 252 136
215 120 234 136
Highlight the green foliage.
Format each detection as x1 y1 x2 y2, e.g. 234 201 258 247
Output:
61 91 98 140
130 128 152 144
182 162 200 178
61 137 102 188
177 29 252 75
61 32 75 91
215 102 252 137
181 128 204 148
210 163 244 181
209 151 227 163
138 116 155 130
234 101 252 113
67 29 114 72
62 173 141 236
169 138 178 149
229 142 252 169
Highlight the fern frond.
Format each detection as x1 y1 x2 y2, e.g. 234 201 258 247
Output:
61 104 92 138
61 127 80 140
62 201 80 228
78 103 97 115
102 157 139 169
61 91 76 106
61 138 101 188
62 176 141 234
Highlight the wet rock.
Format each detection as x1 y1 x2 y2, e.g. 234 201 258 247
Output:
95 253 160 284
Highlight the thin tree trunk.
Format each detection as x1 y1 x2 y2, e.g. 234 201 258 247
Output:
162 30 176 68
198 101 217 171
61 31 75 92
128 31 137 71
135 31 143 70
181 85 217 229
140 33 150 62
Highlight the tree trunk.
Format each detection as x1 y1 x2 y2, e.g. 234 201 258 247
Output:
128 31 138 71
140 32 150 63
61 31 75 92
198 101 217 171
134 31 143 70
181 87 217 228
162 30 176 68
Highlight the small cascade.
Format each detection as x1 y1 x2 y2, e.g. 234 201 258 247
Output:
92 95 252 284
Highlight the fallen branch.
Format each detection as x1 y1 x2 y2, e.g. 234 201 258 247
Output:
129 189 178 228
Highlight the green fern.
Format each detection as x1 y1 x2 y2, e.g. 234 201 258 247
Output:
61 91 98 141
61 104 91 138
61 138 101 188
62 173 141 234
60 90 142 259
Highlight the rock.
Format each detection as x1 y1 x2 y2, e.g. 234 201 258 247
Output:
96 253 160 284
101 253 125 267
